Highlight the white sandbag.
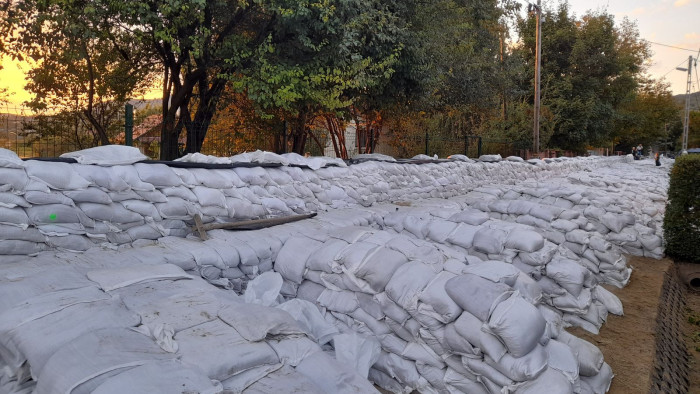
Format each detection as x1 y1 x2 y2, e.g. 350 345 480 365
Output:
0 266 97 313
384 261 436 312
317 289 359 314
0 224 45 242
175 319 279 381
0 148 25 168
218 302 305 342
154 197 195 220
418 271 462 324
488 293 546 357
46 234 95 251
242 364 324 394
445 274 513 321
189 168 234 189
551 288 592 315
133 163 182 186
426 220 459 243
479 154 502 162
0 286 109 335
34 327 175 394
2 298 141 378
295 350 380 394
277 299 339 345
545 259 587 297
353 247 408 293
60 146 148 165
513 367 574 394
448 208 490 226
79 202 144 223
557 330 604 377
579 362 613 394
25 160 91 190
26 204 92 226
244 271 283 306
544 339 579 384
486 344 548 382
592 286 623 316
551 219 578 233
472 227 508 254
599 212 627 233
374 292 411 325
0 239 46 255
275 237 322 284
403 216 430 239
453 310 507 361
91 360 223 394
513 272 544 304
446 223 481 249
306 239 348 273
334 333 381 378
86 264 192 291
0 192 30 209
464 261 520 287
63 187 112 204
267 336 320 367
193 186 227 208
463 357 513 388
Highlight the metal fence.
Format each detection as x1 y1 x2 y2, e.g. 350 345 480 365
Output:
3 104 519 160
1 105 124 158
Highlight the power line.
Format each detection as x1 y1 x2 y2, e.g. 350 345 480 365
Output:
662 58 694 79
648 41 697 52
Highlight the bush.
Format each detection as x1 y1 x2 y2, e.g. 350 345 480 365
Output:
663 154 700 263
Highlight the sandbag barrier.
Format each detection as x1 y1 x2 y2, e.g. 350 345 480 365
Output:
0 249 379 394
0 147 626 260
0 147 670 393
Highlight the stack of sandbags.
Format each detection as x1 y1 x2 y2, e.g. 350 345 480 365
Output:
367 206 623 336
270 223 614 393
0 245 378 394
0 147 629 256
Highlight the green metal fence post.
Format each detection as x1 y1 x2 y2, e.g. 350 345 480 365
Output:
477 136 482 157
425 132 429 156
464 135 469 156
124 104 134 146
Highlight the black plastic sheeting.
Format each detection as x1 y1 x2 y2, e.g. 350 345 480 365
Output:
23 156 467 169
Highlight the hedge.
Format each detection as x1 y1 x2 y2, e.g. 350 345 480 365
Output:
663 154 700 263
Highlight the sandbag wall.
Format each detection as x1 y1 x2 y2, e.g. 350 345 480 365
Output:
1 148 627 257
0 246 378 394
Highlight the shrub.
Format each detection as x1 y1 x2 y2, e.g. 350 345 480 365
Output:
663 154 700 263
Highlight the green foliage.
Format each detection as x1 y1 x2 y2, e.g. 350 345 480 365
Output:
507 4 654 152
663 154 700 263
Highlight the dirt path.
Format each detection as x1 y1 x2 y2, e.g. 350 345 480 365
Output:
569 256 672 394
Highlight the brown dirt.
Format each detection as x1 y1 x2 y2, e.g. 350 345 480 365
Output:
569 256 672 394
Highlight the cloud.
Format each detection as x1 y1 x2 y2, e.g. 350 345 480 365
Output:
674 0 690 7
684 32 700 41
631 7 647 15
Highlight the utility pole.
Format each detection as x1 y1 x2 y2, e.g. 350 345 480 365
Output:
681 55 693 153
531 0 542 155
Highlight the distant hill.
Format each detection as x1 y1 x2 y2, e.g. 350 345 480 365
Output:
674 92 700 111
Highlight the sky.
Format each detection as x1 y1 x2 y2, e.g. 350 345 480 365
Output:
1 0 699 108
565 0 700 95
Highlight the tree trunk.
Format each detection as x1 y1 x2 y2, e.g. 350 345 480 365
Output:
290 110 309 155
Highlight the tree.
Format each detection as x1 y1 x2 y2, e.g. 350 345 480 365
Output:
614 80 681 151
3 0 156 145
511 4 650 152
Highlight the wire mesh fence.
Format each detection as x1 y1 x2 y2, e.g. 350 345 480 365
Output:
1 104 124 158
3 103 519 160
